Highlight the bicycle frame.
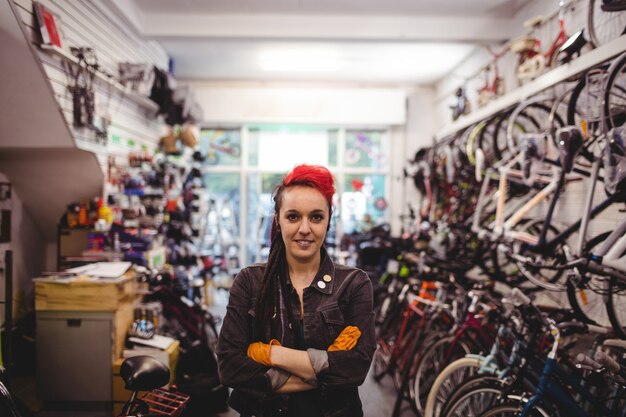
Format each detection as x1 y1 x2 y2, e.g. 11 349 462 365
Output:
519 356 620 417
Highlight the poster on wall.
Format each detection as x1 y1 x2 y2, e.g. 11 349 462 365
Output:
0 183 11 243
33 1 63 48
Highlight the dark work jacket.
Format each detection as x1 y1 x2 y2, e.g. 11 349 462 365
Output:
216 249 376 417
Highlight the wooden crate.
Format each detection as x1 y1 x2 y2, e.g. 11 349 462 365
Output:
35 274 137 311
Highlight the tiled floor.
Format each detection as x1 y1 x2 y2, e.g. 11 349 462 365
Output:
15 287 414 417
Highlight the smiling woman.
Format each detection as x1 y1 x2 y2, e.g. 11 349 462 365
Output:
217 164 376 417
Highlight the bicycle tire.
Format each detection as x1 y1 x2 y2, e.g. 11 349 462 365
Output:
466 122 488 167
440 375 502 417
400 329 447 401
423 356 483 417
506 100 558 155
441 382 504 417
603 51 626 131
477 401 550 417
566 231 612 327
587 0 626 48
606 265 626 339
510 218 568 291
412 335 472 415
566 67 608 140
372 344 391 382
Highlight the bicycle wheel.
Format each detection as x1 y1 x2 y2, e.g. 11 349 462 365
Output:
442 382 504 417
566 231 612 327
603 51 626 131
567 67 608 141
477 401 550 417
423 356 483 417
606 266 626 339
441 375 503 417
587 0 626 48
412 335 472 415
506 98 560 155
510 218 568 291
372 344 391 382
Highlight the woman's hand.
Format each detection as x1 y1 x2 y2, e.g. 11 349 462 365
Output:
247 339 281 366
328 326 361 351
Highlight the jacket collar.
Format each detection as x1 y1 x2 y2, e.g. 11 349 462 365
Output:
309 247 335 295
284 247 335 295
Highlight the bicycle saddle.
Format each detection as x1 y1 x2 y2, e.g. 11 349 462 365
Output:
120 355 170 392
559 29 587 63
556 126 584 173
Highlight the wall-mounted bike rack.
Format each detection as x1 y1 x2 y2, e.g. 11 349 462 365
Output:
436 33 626 140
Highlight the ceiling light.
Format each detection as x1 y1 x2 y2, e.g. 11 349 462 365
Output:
259 49 343 72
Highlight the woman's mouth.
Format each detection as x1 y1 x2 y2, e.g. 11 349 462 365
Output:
294 239 314 248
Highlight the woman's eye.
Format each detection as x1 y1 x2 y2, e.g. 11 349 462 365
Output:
286 214 299 221
311 214 324 222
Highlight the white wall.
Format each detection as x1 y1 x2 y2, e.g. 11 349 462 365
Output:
434 0 589 131
185 80 438 235
185 81 407 126
12 0 171 170
431 0 623 265
0 172 45 325
0 0 174 322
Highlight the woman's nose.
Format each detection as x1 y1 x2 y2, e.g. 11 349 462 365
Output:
298 220 311 234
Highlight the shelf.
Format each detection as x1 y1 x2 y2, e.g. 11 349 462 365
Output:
436 34 626 141
40 44 159 114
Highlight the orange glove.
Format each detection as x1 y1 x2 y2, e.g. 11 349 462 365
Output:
247 339 281 366
328 326 361 351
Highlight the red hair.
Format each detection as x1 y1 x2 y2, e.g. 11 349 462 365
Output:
271 164 335 242
282 164 335 209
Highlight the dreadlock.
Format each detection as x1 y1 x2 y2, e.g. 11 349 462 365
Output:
252 164 334 342
252 232 298 341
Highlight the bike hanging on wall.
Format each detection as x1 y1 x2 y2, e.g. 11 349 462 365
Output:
511 0 588 84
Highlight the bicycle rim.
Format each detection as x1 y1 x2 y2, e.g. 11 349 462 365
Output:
608 275 626 339
603 51 626 131
441 375 502 417
477 402 549 417
443 385 503 417
566 231 612 327
413 336 471 415
567 68 608 141
372 344 391 381
588 0 626 48
424 356 483 417
511 219 568 291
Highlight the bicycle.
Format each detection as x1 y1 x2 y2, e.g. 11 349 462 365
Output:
0 356 188 417
476 320 626 417
512 0 588 84
119 355 189 417
587 0 626 48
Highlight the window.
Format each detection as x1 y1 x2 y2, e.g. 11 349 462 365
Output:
199 126 390 265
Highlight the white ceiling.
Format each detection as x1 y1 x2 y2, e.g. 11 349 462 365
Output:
111 0 528 85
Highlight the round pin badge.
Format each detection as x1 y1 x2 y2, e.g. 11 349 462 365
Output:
323 275 332 282
317 281 327 289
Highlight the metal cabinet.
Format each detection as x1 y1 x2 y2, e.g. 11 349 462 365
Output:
36 310 114 403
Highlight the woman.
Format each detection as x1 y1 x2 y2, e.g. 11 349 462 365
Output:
217 164 376 417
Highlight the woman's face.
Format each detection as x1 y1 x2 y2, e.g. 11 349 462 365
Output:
277 185 329 264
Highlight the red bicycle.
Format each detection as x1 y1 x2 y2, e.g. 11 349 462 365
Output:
511 0 572 82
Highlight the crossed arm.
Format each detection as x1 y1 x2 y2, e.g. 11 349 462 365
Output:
248 326 362 393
